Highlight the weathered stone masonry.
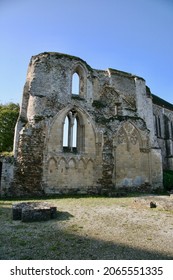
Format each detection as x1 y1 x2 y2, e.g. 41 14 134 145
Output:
1 52 173 196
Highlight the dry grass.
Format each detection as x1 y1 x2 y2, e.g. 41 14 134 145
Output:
0 195 173 260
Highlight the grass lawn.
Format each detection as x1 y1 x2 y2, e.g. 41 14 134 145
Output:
0 195 173 260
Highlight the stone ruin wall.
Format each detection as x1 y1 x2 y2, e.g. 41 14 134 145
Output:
152 97 173 170
1 52 171 197
0 156 14 196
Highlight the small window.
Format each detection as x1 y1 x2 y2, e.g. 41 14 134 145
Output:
171 122 173 138
72 73 80 95
158 116 161 137
168 120 171 139
154 115 158 136
165 117 172 139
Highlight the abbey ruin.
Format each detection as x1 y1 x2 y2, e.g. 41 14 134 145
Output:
1 52 173 196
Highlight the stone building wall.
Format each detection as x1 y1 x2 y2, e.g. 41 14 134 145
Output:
0 156 14 196
2 52 172 196
152 94 173 170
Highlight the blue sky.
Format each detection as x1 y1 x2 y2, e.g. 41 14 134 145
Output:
0 0 172 104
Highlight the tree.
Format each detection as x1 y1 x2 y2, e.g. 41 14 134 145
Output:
0 103 19 152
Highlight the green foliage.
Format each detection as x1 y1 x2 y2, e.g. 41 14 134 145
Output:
163 170 173 191
0 103 19 152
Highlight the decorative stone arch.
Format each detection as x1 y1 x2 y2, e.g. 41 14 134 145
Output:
57 157 68 168
86 158 94 169
113 120 150 188
114 121 144 150
46 104 96 155
68 158 77 169
71 63 88 97
44 105 97 193
47 156 57 165
47 157 57 174
78 158 87 169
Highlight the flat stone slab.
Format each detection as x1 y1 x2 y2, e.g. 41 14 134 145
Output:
12 202 57 222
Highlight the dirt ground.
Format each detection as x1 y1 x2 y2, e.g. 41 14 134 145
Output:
0 195 173 259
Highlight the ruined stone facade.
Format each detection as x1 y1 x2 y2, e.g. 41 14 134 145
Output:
1 52 173 196
152 95 173 171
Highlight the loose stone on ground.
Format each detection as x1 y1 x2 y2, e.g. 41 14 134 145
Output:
12 202 57 222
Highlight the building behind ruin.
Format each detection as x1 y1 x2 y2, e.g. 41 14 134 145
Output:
1 52 173 196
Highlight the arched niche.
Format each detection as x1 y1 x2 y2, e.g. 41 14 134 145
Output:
113 121 150 188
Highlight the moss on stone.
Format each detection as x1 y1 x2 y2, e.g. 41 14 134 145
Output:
34 115 45 122
92 100 106 109
71 95 84 101
39 52 94 73
0 151 14 158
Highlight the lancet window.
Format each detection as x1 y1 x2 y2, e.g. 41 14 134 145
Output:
154 115 162 138
71 64 86 98
63 110 84 153
72 72 80 95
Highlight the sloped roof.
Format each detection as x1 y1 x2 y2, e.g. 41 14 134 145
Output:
152 94 173 111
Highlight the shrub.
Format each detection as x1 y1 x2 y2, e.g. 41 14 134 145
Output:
163 170 173 191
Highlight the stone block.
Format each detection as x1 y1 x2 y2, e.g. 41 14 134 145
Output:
12 203 28 220
12 202 57 222
22 208 51 222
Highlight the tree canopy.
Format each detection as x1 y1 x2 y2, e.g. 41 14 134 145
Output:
0 103 20 153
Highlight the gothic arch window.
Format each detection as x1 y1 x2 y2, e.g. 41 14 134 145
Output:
154 115 158 136
168 120 171 139
158 116 162 137
72 72 80 95
167 119 173 139
71 65 86 97
164 115 171 139
63 109 84 153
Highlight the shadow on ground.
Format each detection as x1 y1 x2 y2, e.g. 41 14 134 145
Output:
0 203 172 260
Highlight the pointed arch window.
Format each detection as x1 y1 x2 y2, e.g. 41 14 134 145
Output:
72 72 80 95
63 110 82 153
154 115 158 136
158 116 161 137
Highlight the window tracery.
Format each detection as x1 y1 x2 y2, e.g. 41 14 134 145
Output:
63 109 84 153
